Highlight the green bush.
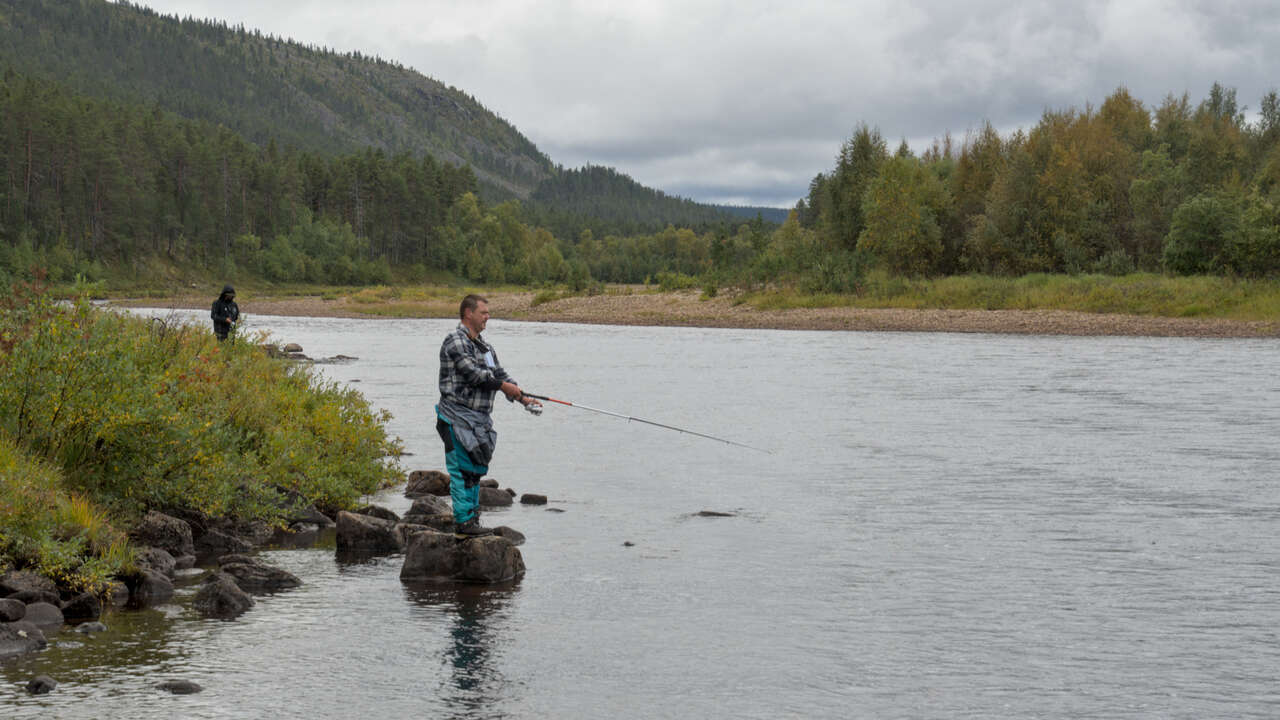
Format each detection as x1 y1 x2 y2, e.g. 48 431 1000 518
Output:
0 285 402 532
1162 194 1242 275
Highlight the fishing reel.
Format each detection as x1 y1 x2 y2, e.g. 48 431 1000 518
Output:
524 401 543 416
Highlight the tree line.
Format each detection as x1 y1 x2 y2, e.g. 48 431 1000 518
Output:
795 84 1280 278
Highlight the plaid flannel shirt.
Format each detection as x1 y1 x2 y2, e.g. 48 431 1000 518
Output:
438 323 514 416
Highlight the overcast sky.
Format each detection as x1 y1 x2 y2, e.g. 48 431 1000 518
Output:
138 0 1280 207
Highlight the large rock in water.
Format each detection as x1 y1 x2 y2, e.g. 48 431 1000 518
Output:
0 622 46 658
131 511 195 557
399 530 524 584
195 528 253 555
479 487 512 507
354 504 400 523
139 547 177 578
131 569 175 607
405 470 450 498
22 602 63 627
335 511 401 553
193 572 254 619
61 592 101 621
218 558 301 592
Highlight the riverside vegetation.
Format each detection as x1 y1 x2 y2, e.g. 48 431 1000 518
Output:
0 280 402 594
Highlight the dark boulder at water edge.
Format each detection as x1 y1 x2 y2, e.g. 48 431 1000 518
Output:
0 570 58 597
335 510 402 553
0 598 26 621
139 547 177 578
130 569 175 607
218 557 302 593
409 495 451 516
405 469 450 498
22 601 63 627
399 530 525 584
193 572 255 619
195 528 254 555
520 493 547 505
131 511 196 557
0 622 46 658
60 591 102 621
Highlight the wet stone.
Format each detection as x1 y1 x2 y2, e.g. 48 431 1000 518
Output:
157 679 203 694
26 675 57 695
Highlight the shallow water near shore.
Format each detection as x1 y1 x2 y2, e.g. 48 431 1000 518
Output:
4 311 1280 718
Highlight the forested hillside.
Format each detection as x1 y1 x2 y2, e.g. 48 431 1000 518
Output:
0 0 550 197
526 165 737 238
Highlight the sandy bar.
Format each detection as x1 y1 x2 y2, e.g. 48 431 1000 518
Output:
110 290 1280 339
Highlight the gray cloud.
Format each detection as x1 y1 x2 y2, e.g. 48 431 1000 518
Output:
141 0 1280 207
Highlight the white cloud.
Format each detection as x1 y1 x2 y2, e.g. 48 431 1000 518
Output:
138 0 1280 207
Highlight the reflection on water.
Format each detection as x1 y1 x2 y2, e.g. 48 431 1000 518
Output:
403 582 519 716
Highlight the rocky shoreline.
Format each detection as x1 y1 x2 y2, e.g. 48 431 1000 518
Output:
0 469 537 695
108 289 1280 338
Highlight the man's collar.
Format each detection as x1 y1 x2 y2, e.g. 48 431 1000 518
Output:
457 322 481 341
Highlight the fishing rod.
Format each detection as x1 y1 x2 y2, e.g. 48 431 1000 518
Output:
521 392 772 454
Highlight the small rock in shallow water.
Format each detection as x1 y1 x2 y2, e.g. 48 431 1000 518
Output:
61 591 101 621
479 478 499 489
546 507 565 513
74 621 108 634
520 493 547 505
26 675 56 695
694 510 736 518
193 572 254 619
492 526 525 546
157 679 203 694
623 541 635 547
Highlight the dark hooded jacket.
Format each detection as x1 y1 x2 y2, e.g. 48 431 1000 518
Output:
211 285 239 338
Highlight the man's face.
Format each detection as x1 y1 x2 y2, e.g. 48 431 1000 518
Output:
464 301 490 334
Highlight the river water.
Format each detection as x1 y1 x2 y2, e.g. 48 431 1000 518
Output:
4 310 1279 718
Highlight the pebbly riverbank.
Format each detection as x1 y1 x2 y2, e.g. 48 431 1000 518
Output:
109 288 1280 338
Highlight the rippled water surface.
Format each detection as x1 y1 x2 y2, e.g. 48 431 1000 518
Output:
4 311 1280 718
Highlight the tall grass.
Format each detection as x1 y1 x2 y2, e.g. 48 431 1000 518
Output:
744 272 1280 321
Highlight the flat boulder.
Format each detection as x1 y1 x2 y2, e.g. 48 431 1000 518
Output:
9 589 59 605
132 511 195 557
23 601 63 627
195 528 253 555
131 569 175 607
398 513 455 533
219 558 301 593
0 598 26 622
0 621 47 658
193 572 254 619
158 679 203 694
520 493 547 505
61 592 101 621
479 487 513 507
0 570 57 597
335 511 401 553
405 469 450 498
355 504 400 523
409 495 451 516
399 531 525 584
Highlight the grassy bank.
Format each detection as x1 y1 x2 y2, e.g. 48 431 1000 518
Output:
739 272 1280 322
0 282 403 592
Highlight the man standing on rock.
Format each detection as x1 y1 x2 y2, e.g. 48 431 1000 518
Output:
436 295 540 536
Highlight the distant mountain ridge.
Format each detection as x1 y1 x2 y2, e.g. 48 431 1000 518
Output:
0 0 741 235
0 0 552 198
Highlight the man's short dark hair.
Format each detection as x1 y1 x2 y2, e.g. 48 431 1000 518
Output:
459 294 488 319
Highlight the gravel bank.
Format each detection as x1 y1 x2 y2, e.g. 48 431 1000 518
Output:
111 290 1280 338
